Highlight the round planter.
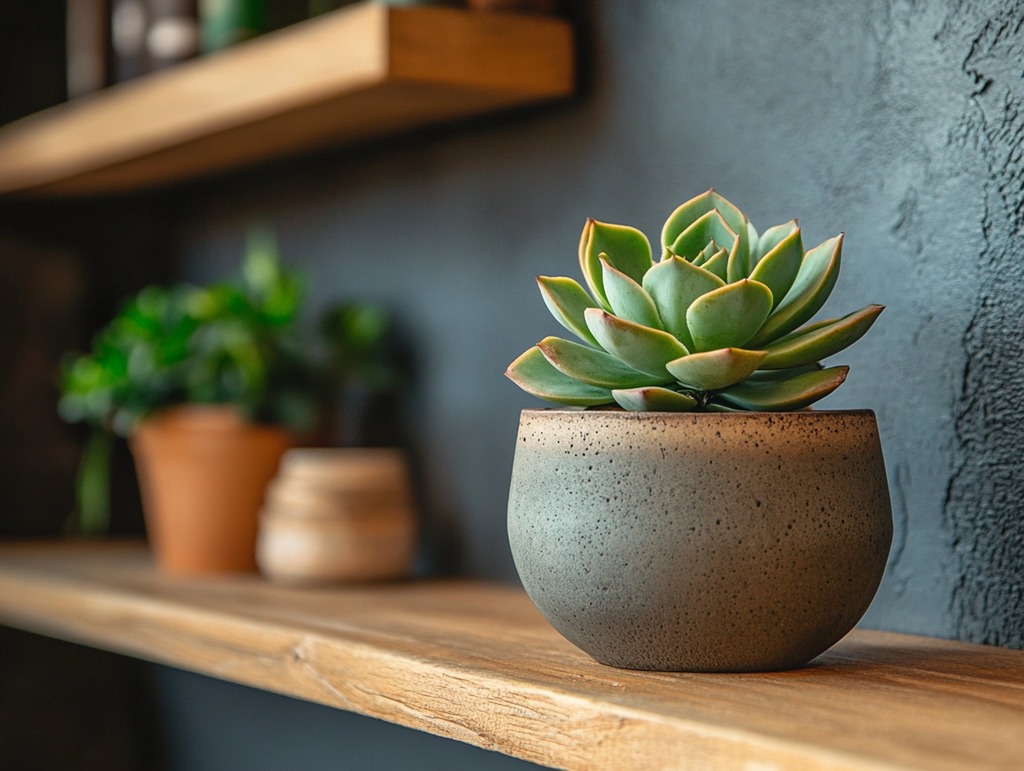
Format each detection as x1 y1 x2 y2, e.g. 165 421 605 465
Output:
507 408 892 672
131 405 292 574
256 448 417 584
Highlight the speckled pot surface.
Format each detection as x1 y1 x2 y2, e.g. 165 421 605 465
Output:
507 409 892 672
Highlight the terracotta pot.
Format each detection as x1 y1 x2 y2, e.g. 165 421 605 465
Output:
131 406 292 574
467 0 559 13
507 409 892 672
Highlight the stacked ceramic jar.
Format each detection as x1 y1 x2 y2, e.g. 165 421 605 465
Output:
256 448 416 584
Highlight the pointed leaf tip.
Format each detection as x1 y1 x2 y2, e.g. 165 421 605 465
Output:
579 220 653 309
750 225 803 306
506 346 613 406
715 365 849 411
537 275 601 349
749 234 843 346
537 336 651 389
761 304 883 369
600 258 662 329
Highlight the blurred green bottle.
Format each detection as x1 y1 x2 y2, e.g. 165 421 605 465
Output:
199 0 265 52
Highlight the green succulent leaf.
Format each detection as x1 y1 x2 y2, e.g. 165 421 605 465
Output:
537 336 651 389
669 209 737 263
755 220 799 261
700 248 730 280
745 363 823 381
710 191 752 277
579 219 653 308
746 221 759 259
584 308 686 379
692 240 719 266
641 256 724 349
665 348 768 391
761 304 884 369
749 225 803 309
505 346 613 406
686 279 774 352
661 190 750 272
537 276 602 349
748 234 843 347
715 365 849 411
661 189 716 250
726 248 748 283
601 259 663 329
612 386 698 412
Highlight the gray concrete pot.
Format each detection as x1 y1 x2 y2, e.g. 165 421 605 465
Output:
507 408 892 672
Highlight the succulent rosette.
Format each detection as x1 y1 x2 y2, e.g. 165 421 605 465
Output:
506 190 882 411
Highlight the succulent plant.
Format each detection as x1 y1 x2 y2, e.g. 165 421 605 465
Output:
506 190 882 411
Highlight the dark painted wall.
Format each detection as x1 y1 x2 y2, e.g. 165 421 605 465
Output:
179 0 1024 646
3 0 1023 769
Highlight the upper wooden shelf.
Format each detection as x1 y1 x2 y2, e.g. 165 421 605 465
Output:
0 541 1021 770
0 3 574 197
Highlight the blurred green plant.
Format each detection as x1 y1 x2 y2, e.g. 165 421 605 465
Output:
58 230 400 534
60 232 312 436
320 302 402 393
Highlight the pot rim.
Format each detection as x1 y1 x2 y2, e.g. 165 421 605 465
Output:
519 407 876 419
133 404 292 436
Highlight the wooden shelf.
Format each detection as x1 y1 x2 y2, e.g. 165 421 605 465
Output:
0 542 1022 770
0 3 574 196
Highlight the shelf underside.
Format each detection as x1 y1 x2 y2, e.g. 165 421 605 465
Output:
0 3 574 196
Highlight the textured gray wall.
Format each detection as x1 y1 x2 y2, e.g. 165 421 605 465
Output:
181 0 1024 647
940 2 1024 648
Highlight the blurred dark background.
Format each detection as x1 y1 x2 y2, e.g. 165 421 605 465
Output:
2 0 1023 768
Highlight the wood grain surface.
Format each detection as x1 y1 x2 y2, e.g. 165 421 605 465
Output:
0 3 574 196
0 541 1020 770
